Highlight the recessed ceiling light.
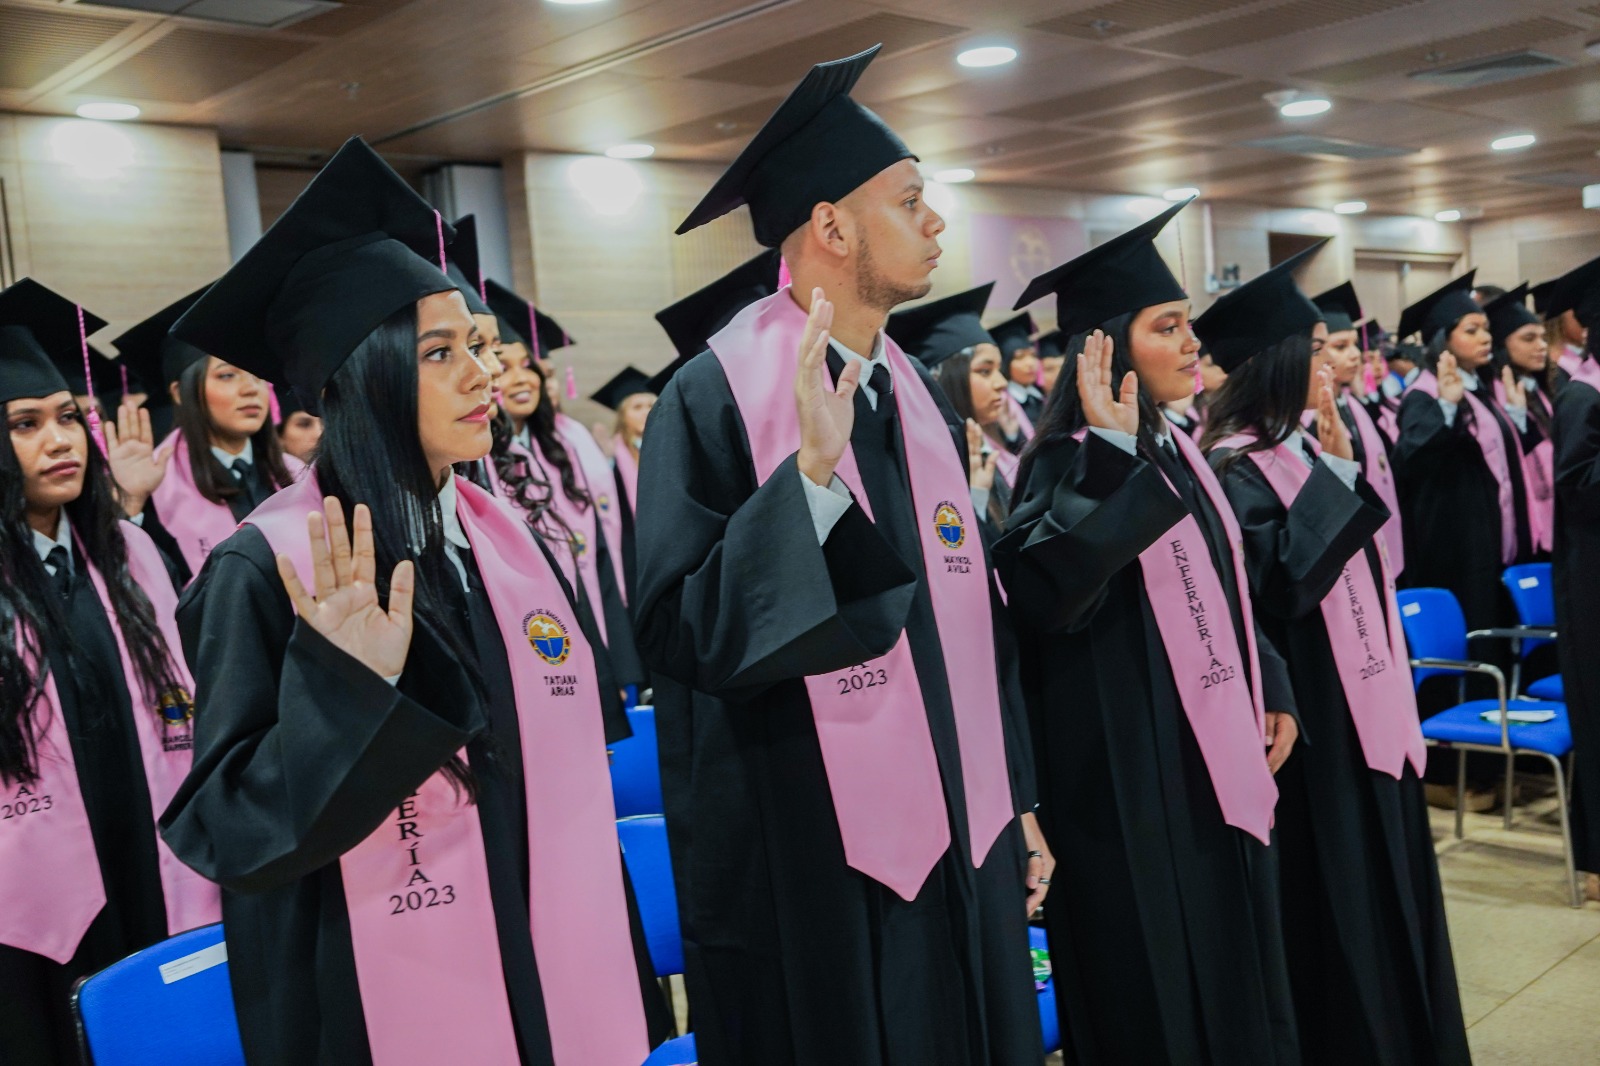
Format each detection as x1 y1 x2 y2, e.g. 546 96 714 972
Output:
604 143 654 159
75 102 140 121
1333 200 1367 214
957 46 1017 68
1280 96 1332 118
1164 187 1200 201
1435 209 1462 222
933 167 976 184
1490 133 1536 151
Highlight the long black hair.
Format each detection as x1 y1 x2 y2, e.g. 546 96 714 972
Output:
932 348 1008 526
1 404 187 785
1490 337 1556 434
174 356 293 504
315 303 481 798
1198 331 1316 469
489 357 579 546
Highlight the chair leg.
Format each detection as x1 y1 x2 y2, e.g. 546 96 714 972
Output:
1455 749 1467 840
1543 753 1582 909
1504 752 1516 831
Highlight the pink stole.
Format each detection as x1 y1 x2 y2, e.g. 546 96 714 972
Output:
151 432 304 579
247 473 646 1066
1093 427 1278 843
513 436 609 643
1558 346 1587 381
1307 398 1405 574
991 439 1020 487
0 522 220 964
1214 434 1426 779
555 412 627 604
1494 378 1555 554
711 289 1014 900
611 433 640 521
1006 393 1035 439
1572 354 1600 392
1411 372 1519 564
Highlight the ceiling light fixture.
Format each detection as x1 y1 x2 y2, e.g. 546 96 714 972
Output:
957 45 1017 68
1434 209 1462 222
74 102 140 121
604 143 654 159
1490 133 1536 151
1280 97 1332 117
1164 187 1200 201
1333 200 1367 214
546 0 608 5
933 167 976 184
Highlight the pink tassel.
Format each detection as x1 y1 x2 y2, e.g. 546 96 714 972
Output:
528 302 543 363
778 256 793 289
1193 359 1204 396
1363 365 1377 395
477 267 487 304
77 305 105 455
565 366 578 401
434 210 447 275
267 383 283 425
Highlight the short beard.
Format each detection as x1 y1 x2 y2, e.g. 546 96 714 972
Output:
854 232 931 313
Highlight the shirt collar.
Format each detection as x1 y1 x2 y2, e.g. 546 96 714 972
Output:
829 333 886 372
1461 371 1480 392
211 437 255 469
32 510 72 569
437 476 470 551
1007 380 1043 402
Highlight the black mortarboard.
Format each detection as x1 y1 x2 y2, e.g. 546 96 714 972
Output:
676 46 916 248
111 285 211 404
989 311 1037 372
1312 281 1362 334
590 365 653 410
1192 240 1328 373
0 278 109 405
885 283 995 368
1035 329 1066 359
1397 269 1479 341
481 279 573 359
446 215 491 316
1013 198 1190 337
1484 283 1540 346
1530 276 1561 317
172 137 458 401
656 250 782 360
1357 318 1385 348
1540 254 1600 328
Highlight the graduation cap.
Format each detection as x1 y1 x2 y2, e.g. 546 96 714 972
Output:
111 284 212 405
172 137 458 402
989 311 1036 373
1192 240 1327 374
1357 318 1385 348
676 46 916 248
0 278 110 406
1539 254 1600 328
481 278 572 360
1484 283 1540 346
446 215 492 316
1530 276 1561 317
590 365 653 410
1312 281 1362 334
884 283 995 368
656 249 782 361
1035 329 1067 359
1013 198 1190 338
1396 269 1479 342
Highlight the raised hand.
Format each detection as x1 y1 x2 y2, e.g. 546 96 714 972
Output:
1500 364 1527 409
103 402 173 517
1314 365 1354 461
1076 330 1139 436
966 419 998 492
794 288 861 486
276 497 415 679
1437 351 1464 404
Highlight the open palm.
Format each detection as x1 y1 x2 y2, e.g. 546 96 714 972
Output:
794 287 862 485
1077 330 1140 436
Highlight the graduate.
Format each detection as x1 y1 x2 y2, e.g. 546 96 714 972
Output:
1034 329 1066 399
1312 282 1405 575
114 286 302 581
0 279 219 1066
593 365 654 522
1534 261 1593 391
997 199 1301 1066
1394 272 1533 649
1196 259 1469 1066
158 138 666 1066
273 388 323 463
633 46 1049 1065
996 310 1043 428
1484 285 1555 559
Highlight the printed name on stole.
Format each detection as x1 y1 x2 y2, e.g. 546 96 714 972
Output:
1172 537 1235 685
388 789 456 914
543 672 578 697
943 554 971 574
1343 568 1388 676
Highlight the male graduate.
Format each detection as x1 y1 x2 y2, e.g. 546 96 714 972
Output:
632 46 1051 1066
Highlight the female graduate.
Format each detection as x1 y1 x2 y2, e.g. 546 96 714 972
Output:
997 200 1301 1066
1483 286 1555 560
275 392 322 463
158 138 666 1066
1195 262 1469 1066
0 279 219 1066
596 366 655 520
1394 272 1533 647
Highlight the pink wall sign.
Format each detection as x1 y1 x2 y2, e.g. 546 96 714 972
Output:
970 213 1088 313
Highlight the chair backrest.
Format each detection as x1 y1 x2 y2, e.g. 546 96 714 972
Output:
616 814 684 978
73 923 247 1066
610 705 664 818
1396 588 1469 686
1501 562 1555 656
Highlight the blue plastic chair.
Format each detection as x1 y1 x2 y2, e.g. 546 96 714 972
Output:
616 814 683 979
1501 563 1561 698
1397 588 1578 906
644 1033 699 1064
610 705 664 818
1030 925 1061 1055
72 923 246 1066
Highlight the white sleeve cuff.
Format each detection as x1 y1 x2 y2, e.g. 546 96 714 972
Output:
970 486 992 517
1438 398 1459 428
1504 405 1528 433
1319 452 1361 491
1088 426 1139 455
801 469 853 544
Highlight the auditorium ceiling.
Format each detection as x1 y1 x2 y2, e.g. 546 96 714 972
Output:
5 0 1600 219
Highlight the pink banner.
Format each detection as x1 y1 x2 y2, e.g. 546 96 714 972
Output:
970 213 1087 312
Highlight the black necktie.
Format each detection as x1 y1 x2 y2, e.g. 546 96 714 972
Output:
231 459 261 509
45 545 72 600
867 362 892 400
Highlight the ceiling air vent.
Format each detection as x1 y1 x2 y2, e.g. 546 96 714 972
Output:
1237 134 1416 160
1408 50 1569 90
1512 171 1600 188
81 0 342 31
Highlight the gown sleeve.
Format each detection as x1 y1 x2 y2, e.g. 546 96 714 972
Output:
1394 387 1476 479
159 531 481 894
1553 383 1600 511
632 356 918 701
994 432 1186 635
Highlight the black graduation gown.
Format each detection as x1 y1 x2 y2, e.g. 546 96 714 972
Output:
614 464 639 607
0 552 168 1066
632 350 1042 1066
1211 445 1471 1066
1552 377 1600 871
158 526 668 1066
995 429 1300 1066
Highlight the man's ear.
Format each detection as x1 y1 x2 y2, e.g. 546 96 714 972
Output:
809 202 850 261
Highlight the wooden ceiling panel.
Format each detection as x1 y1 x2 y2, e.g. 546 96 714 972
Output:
1293 17 1582 86
1028 0 1261 41
1423 61 1598 107
1134 0 1427 57
1077 81 1280 132
0 4 136 91
75 27 312 104
686 12 967 87
993 65 1234 123
284 0 413 38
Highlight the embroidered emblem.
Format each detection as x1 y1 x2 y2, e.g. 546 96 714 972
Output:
523 611 571 665
933 501 966 550
158 689 193 727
